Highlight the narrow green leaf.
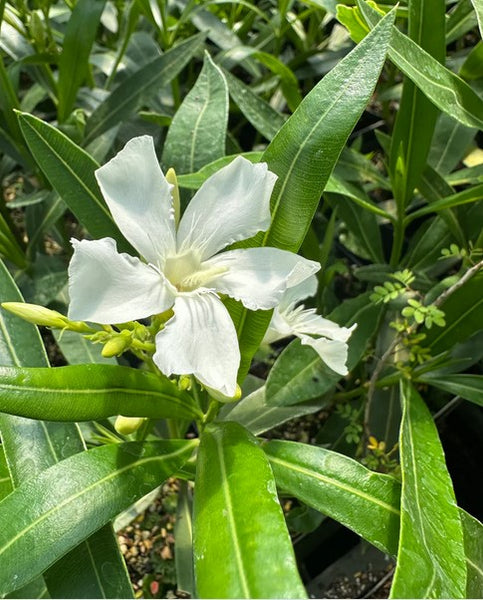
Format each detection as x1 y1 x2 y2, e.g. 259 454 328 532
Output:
84 33 206 145
53 329 116 365
470 0 483 36
0 446 12 501
357 0 483 129
43 524 132 599
224 70 285 141
57 0 107 122
424 271 483 353
193 422 306 599
17 112 131 251
418 373 483 407
0 261 133 598
326 174 394 220
219 386 322 436
175 481 194 597
429 112 476 175
232 8 396 380
389 0 445 209
264 440 401 555
0 364 202 422
0 211 26 269
329 192 385 262
176 152 263 189
0 440 197 595
406 182 483 221
162 51 228 174
266 340 340 406
391 381 466 598
460 509 483 598
447 0 478 44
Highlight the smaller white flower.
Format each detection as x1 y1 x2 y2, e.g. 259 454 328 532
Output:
68 136 319 397
263 275 356 375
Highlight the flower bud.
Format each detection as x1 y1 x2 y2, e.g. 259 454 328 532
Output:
101 332 131 357
1 302 69 329
115 415 145 435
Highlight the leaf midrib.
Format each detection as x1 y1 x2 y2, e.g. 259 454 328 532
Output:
0 444 193 560
268 454 400 516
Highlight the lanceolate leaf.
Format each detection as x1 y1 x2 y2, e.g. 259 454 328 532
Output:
418 373 483 407
424 271 483 353
231 8 396 380
219 385 323 436
57 0 107 122
391 381 466 598
193 422 306 599
17 112 132 252
460 509 483 597
264 440 401 555
84 33 206 144
389 0 445 210
0 440 197 595
0 364 202 422
358 0 483 129
0 261 133 598
162 52 228 174
224 70 285 141
470 0 483 36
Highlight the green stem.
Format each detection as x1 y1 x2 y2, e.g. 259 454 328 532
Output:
389 218 405 267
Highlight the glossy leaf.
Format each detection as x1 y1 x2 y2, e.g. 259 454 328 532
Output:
0 446 12 502
17 112 131 251
357 0 483 129
176 152 263 189
193 422 306 599
0 364 202 422
224 70 285 141
418 373 483 407
0 261 133 598
84 33 206 144
232 8 395 380
264 439 401 555
428 112 476 175
470 0 483 36
405 182 483 222
0 440 197 595
424 271 483 353
162 52 228 174
391 381 466 598
460 509 483 598
0 211 26 269
219 386 323 436
175 481 194 597
266 340 340 407
389 0 444 210
57 0 107 122
329 192 385 262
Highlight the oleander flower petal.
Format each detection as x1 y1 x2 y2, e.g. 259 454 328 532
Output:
263 273 356 375
299 335 350 375
153 293 240 396
176 156 277 260
68 136 324 395
95 136 176 265
204 247 320 310
68 237 175 323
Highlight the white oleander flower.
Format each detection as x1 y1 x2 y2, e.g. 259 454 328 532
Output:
68 136 319 396
263 275 356 375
